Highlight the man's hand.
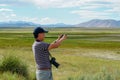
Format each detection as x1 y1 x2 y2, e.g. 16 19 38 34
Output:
60 34 67 40
57 34 64 40
57 34 67 40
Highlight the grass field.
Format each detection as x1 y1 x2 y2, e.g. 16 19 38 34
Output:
0 27 120 80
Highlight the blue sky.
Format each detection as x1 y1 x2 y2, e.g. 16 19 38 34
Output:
0 0 120 24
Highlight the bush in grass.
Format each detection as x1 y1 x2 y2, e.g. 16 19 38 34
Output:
0 56 29 79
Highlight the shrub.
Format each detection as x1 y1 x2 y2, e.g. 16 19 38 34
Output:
0 56 29 79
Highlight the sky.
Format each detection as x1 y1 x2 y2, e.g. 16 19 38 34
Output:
0 0 120 24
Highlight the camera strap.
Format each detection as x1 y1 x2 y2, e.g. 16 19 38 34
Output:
49 52 53 58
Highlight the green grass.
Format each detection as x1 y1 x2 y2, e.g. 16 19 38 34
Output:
67 68 120 80
0 27 120 80
0 72 26 80
0 32 120 49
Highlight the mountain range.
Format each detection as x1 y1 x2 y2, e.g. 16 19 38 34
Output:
0 19 120 28
76 19 120 28
0 21 40 27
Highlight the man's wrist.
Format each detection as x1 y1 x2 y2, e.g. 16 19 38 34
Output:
54 39 58 43
54 41 57 43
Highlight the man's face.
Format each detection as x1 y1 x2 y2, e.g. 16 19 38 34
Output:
38 33 45 41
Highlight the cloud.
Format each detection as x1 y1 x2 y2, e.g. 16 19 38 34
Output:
71 9 119 21
11 13 16 17
69 0 120 20
40 17 58 24
71 10 109 19
0 12 16 22
19 17 40 23
0 4 8 6
0 13 58 24
0 8 13 12
28 0 120 20
0 0 31 6
0 0 120 23
0 12 38 23
0 7 16 22
29 0 82 8
27 0 120 8
0 0 119 9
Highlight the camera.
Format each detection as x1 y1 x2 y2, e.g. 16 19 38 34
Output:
50 57 60 68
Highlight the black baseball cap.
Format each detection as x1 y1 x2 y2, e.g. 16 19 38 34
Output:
33 27 48 38
33 27 48 34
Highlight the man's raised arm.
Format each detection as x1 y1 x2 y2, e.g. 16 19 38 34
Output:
48 34 67 50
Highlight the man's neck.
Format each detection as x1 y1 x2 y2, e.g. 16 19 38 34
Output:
36 39 43 42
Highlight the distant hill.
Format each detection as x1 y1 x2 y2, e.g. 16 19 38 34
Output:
0 21 40 27
76 19 120 28
0 19 120 28
42 23 72 27
0 21 71 27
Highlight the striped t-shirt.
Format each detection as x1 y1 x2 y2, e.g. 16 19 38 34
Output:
32 41 51 69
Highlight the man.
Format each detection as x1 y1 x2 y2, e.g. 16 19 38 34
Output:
32 27 67 80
